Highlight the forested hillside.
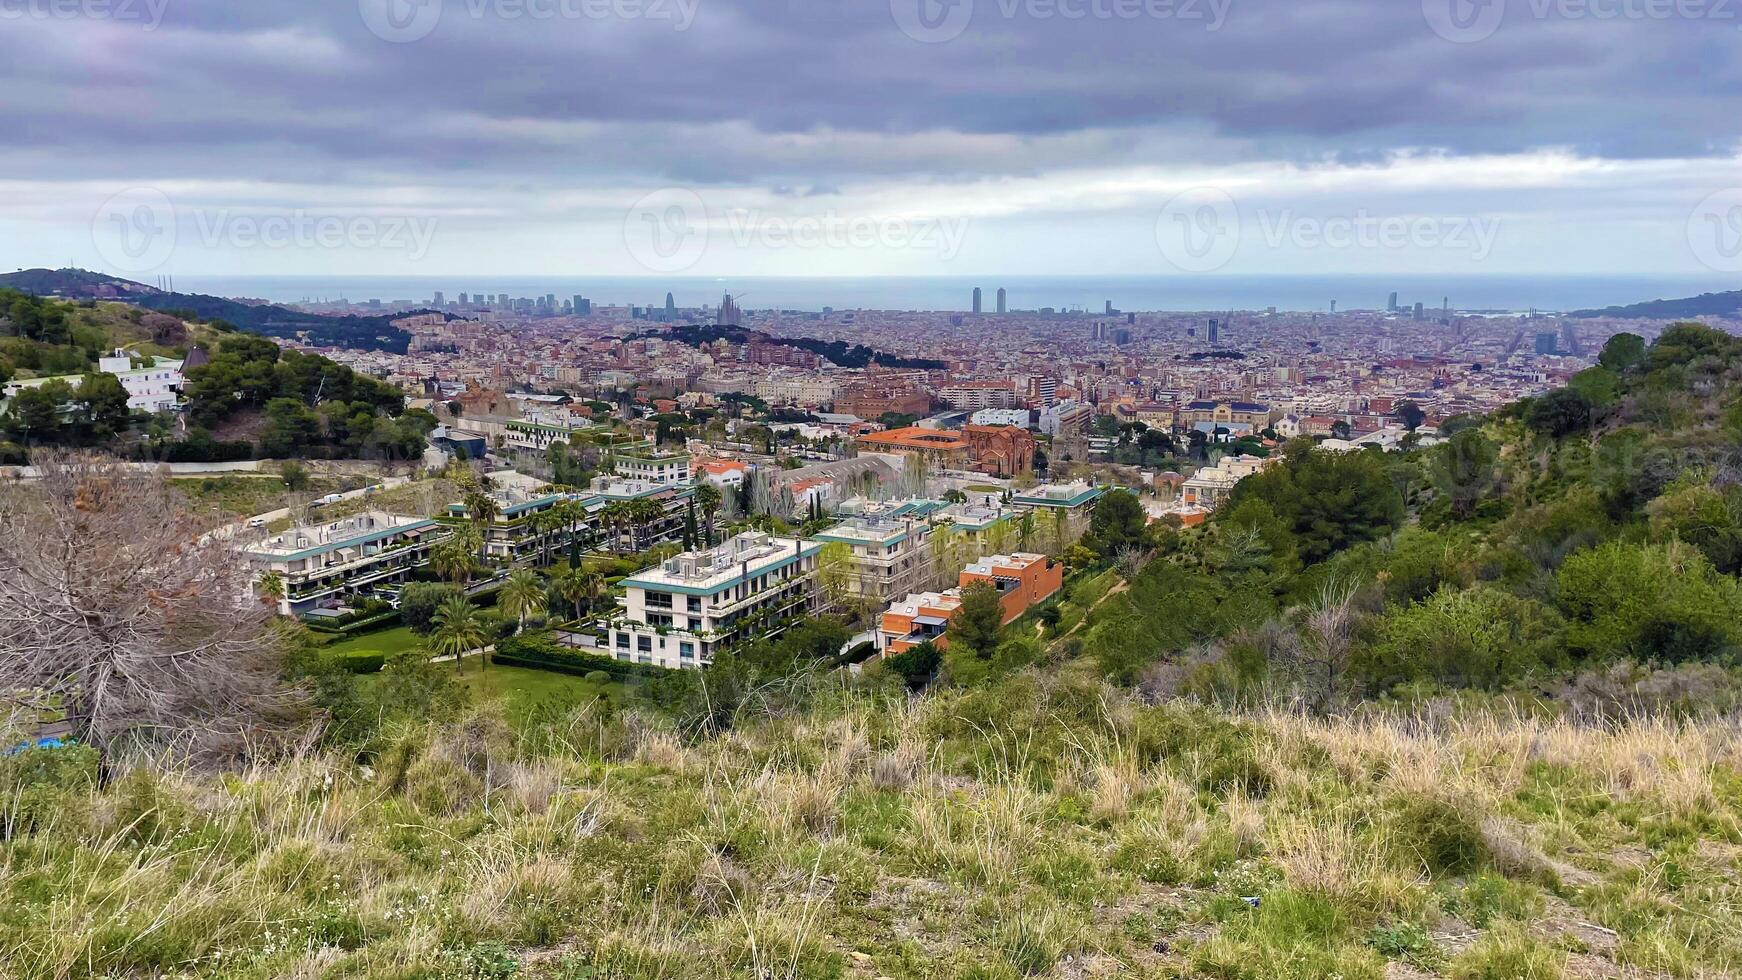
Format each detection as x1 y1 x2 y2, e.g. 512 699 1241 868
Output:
0 290 435 462
3 324 1742 980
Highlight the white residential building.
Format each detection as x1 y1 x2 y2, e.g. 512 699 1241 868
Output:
608 532 822 669
244 511 448 617
2 348 187 414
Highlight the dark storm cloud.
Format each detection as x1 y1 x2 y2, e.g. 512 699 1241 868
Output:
0 0 1737 189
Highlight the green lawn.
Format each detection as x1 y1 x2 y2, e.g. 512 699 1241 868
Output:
320 625 424 662
459 664 624 718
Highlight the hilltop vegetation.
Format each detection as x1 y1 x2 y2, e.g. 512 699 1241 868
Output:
0 291 435 462
0 268 421 353
3 323 1742 979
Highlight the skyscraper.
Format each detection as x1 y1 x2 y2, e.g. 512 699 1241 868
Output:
996 287 1006 314
574 295 588 314
972 287 982 313
665 291 676 321
433 290 444 307
1207 319 1219 345
1387 291 1398 312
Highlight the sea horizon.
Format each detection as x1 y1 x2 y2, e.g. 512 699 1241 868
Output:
166 273 1741 317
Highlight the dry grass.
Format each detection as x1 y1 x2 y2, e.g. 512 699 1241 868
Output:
6 683 1742 979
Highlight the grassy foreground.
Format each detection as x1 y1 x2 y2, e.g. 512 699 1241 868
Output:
5 668 1741 980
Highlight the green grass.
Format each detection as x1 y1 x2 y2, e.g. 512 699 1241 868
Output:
460 664 625 715
320 624 424 662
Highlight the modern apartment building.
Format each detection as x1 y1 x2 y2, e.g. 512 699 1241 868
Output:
1010 481 1107 549
875 551 1064 655
1181 454 1274 509
609 532 822 669
809 513 936 607
610 441 692 486
245 512 448 617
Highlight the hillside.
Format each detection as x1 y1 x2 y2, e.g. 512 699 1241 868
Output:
3 324 1742 979
0 268 424 353
1572 288 1742 320
1 290 435 461
637 322 949 370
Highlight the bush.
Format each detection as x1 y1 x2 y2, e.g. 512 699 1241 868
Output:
493 633 665 682
400 582 463 635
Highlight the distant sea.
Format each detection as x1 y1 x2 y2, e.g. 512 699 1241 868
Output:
170 274 1740 315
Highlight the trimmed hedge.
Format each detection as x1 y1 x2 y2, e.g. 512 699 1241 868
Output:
493 634 670 682
304 610 401 635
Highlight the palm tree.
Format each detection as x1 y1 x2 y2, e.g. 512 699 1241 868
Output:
256 572 285 610
599 500 631 553
530 509 561 567
430 536 475 586
500 568 547 635
628 498 666 550
552 561 605 622
430 595 487 671
464 491 498 563
694 482 722 545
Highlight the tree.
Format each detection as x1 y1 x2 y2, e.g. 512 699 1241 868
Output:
4 380 72 444
400 581 462 634
1086 489 1146 558
1524 387 1592 439
73 373 131 442
279 459 312 492
499 569 547 635
464 491 498 562
1329 419 1352 440
431 532 478 586
694 482 722 544
256 571 285 609
1430 428 1499 520
948 581 1005 662
0 454 302 762
815 540 858 619
430 595 488 671
1224 446 1405 563
1395 400 1426 432
552 561 604 621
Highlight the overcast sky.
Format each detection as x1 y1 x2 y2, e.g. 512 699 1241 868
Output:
3 0 1741 280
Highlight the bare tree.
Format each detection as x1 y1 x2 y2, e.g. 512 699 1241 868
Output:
1287 579 1364 715
0 454 306 766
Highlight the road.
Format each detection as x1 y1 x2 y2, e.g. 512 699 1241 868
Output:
214 476 412 540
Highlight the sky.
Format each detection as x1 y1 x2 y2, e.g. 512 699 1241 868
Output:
2 0 1741 281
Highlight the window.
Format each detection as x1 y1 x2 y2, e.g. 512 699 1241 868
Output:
637 636 652 652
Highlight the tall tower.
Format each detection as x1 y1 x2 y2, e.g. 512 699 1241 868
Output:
1387 291 1398 312
972 287 983 313
996 287 1007 314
